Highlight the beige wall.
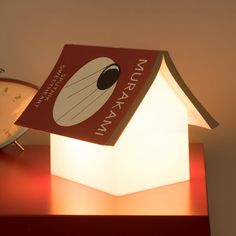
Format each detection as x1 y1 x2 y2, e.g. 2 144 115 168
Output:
1 1 236 235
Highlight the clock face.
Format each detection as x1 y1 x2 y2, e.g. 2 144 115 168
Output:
0 78 37 149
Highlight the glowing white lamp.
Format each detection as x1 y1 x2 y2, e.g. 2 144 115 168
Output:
50 54 217 196
16 45 218 196
51 65 189 195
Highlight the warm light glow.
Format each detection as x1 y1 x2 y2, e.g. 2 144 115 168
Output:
51 59 190 196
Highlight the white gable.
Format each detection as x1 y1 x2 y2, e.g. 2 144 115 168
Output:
160 57 212 129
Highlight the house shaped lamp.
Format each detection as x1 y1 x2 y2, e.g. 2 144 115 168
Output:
16 45 218 196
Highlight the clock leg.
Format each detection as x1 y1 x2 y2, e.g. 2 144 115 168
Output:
14 141 24 151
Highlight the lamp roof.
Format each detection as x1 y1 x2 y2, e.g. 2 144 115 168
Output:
15 45 218 145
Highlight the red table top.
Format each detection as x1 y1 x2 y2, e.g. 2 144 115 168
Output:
0 143 208 216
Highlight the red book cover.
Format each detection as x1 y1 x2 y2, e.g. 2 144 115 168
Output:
16 45 161 145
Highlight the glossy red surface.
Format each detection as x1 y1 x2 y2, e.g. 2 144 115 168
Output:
0 144 210 235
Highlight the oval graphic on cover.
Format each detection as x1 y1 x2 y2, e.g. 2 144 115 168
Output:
53 57 120 126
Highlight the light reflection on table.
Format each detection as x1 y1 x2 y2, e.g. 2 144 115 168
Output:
0 144 207 216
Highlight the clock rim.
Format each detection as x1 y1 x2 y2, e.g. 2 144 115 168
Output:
0 77 38 90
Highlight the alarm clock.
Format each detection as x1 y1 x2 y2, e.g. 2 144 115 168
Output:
0 77 38 150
